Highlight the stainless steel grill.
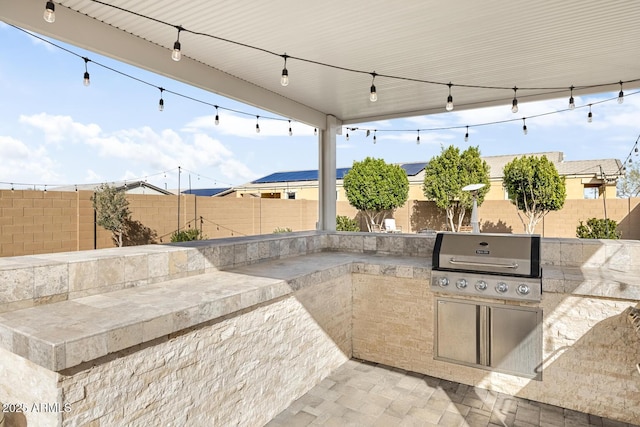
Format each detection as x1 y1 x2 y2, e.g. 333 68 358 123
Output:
431 232 542 302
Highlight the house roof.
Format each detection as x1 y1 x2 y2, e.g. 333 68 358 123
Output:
252 163 427 184
245 153 622 185
3 2 639 128
182 188 232 197
482 152 623 179
52 181 173 195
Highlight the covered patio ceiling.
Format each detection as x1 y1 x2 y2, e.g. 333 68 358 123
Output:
2 1 640 130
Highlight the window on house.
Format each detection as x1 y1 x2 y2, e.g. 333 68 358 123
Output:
584 186 599 199
286 192 296 200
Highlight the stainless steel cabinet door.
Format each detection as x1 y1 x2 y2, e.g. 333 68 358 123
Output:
490 306 542 380
435 299 478 365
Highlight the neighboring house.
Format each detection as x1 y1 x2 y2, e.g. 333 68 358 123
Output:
182 188 233 197
52 180 173 195
229 152 622 201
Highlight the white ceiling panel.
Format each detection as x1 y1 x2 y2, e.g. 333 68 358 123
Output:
2 0 639 129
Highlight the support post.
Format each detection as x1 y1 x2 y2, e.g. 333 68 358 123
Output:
318 115 341 231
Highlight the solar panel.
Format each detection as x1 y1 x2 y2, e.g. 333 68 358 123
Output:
401 162 427 176
182 188 231 196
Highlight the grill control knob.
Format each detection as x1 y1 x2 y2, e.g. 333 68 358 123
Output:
475 280 488 291
517 284 530 296
456 279 468 289
496 282 509 293
436 277 449 287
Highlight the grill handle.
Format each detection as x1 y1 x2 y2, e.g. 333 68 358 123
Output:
449 258 519 269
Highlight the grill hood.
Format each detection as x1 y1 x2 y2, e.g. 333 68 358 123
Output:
432 232 541 278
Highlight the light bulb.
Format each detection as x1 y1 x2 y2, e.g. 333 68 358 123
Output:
158 98 164 112
83 71 90 86
314 128 317 136
281 69 289 86
417 135 420 145
618 81 624 104
346 132 349 141
171 41 181 61
464 127 469 142
511 87 519 113
215 114 219 125
256 123 260 133
44 1 55 23
523 125 528 135
373 135 377 144
568 86 575 110
370 84 377 102
445 95 453 111
445 83 454 111
288 122 292 136
587 105 593 123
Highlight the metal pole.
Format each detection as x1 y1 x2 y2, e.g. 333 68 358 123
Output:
177 166 181 233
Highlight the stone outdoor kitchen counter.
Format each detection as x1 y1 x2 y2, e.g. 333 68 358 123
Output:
0 251 430 372
0 232 638 373
0 232 639 426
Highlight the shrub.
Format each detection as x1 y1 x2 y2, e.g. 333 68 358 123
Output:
336 215 360 231
171 228 203 242
273 227 293 233
576 218 621 239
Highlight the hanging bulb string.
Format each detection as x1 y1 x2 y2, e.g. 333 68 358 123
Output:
78 0 640 93
9 24 291 124
346 89 640 134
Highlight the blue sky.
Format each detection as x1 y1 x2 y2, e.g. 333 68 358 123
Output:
1 22 638 191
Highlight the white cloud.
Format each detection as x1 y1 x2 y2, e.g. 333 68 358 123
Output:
19 113 101 144
185 112 315 138
16 113 258 186
0 136 60 186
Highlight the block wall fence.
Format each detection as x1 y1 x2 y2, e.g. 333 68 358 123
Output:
1 189 639 257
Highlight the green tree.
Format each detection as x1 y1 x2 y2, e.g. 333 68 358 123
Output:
576 218 621 239
422 146 490 232
336 215 360 232
92 183 130 247
503 155 566 234
343 157 409 232
617 162 640 197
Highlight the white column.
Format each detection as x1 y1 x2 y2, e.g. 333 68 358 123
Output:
318 115 341 231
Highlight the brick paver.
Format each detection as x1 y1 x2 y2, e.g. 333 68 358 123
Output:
266 359 639 427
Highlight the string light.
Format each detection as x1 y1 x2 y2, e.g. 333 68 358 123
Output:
369 72 378 102
588 104 593 123
83 57 90 86
618 81 624 104
464 126 469 142
43 1 55 23
171 26 182 61
568 86 575 110
158 87 164 111
511 87 519 113
445 82 454 111
345 131 349 141
288 120 292 136
373 130 377 144
280 54 289 87
255 116 260 133
522 117 528 135
416 130 420 145
314 128 317 136
214 105 220 125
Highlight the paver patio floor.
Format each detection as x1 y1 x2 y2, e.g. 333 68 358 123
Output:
266 359 639 427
